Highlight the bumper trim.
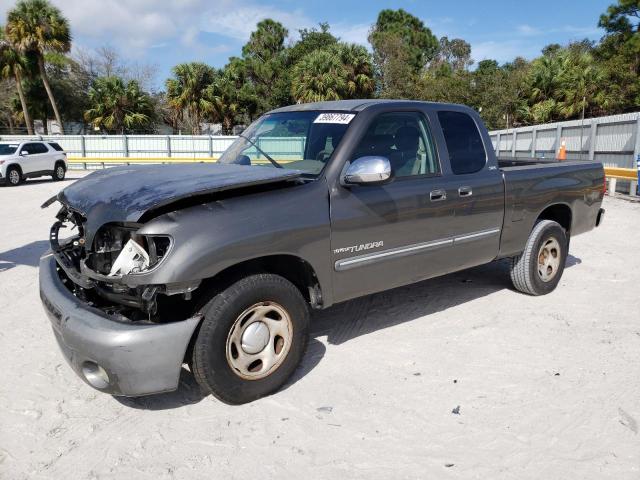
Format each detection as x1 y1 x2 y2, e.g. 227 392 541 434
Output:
39 252 201 396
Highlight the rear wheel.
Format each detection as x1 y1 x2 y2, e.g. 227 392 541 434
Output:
510 220 568 296
53 163 66 181
6 166 21 186
191 274 309 404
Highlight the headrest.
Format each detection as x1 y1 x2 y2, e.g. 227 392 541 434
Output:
394 126 419 150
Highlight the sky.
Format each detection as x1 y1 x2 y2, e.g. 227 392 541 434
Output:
0 0 613 90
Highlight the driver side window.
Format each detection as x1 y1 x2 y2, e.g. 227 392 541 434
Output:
351 112 439 177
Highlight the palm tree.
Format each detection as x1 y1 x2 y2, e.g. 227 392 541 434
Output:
165 62 215 134
290 43 375 103
333 43 375 98
206 71 239 135
6 0 71 132
556 51 607 119
0 29 33 134
291 49 347 103
84 77 152 133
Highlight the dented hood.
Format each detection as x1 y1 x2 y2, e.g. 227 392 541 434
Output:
57 163 301 240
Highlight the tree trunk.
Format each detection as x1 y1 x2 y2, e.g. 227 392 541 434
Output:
223 116 233 135
8 114 14 134
14 69 33 135
193 109 201 135
37 55 64 133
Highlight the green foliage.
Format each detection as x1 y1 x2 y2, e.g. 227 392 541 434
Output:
6 0 71 130
370 9 438 72
291 43 374 103
0 1 639 134
369 9 438 98
288 23 338 65
165 62 216 134
84 76 153 133
241 19 291 115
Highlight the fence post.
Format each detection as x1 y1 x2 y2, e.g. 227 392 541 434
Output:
496 132 500 156
80 135 86 158
531 128 537 158
123 135 129 158
511 130 516 157
633 117 640 167
588 119 598 161
554 124 562 158
633 117 640 196
166 136 172 158
209 135 213 158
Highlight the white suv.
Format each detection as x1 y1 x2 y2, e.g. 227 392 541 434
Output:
0 141 68 186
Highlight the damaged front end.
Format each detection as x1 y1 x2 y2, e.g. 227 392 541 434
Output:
49 202 198 321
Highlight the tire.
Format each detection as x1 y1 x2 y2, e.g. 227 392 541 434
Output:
510 220 568 296
52 163 66 181
6 166 21 186
191 274 309 404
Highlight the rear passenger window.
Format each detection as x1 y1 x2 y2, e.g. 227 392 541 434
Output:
48 142 63 151
351 112 439 177
24 143 48 154
437 111 486 175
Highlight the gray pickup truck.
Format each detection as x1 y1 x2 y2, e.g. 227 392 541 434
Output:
39 100 605 404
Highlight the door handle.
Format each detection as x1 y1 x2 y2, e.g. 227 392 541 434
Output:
458 186 472 197
430 189 447 201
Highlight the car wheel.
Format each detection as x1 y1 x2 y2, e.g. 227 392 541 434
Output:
191 274 309 404
510 220 568 296
6 166 21 186
53 163 66 181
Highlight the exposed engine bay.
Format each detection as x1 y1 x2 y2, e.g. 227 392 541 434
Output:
48 203 197 322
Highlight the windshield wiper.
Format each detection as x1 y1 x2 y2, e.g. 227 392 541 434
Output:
238 134 283 169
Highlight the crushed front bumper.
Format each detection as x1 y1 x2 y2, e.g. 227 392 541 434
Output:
39 252 201 396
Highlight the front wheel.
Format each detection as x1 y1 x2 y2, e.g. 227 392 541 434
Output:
510 220 568 296
191 274 309 404
6 166 21 186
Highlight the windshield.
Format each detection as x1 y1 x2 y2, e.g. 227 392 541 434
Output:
218 111 355 176
0 144 18 155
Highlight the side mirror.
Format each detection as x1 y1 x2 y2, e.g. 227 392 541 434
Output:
20 150 28 156
343 156 393 186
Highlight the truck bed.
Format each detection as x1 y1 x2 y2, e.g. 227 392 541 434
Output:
496 157 605 258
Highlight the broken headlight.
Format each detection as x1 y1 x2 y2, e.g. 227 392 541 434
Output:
88 224 172 276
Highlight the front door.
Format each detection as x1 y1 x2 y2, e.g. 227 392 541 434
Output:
21 142 50 173
329 111 461 303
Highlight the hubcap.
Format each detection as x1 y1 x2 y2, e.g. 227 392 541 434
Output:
241 321 270 354
9 170 19 184
226 302 293 380
56 166 64 178
537 237 561 282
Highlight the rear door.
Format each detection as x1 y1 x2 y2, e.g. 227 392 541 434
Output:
329 110 462 302
434 109 504 271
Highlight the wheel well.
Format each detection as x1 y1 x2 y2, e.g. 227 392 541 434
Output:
54 160 66 170
537 204 572 233
6 163 22 175
197 255 323 308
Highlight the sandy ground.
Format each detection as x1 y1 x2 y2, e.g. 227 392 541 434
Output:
0 173 639 480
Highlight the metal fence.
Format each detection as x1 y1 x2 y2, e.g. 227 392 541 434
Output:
488 112 640 170
2 111 639 172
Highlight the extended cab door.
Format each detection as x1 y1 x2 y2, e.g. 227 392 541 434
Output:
433 109 504 272
329 110 463 302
